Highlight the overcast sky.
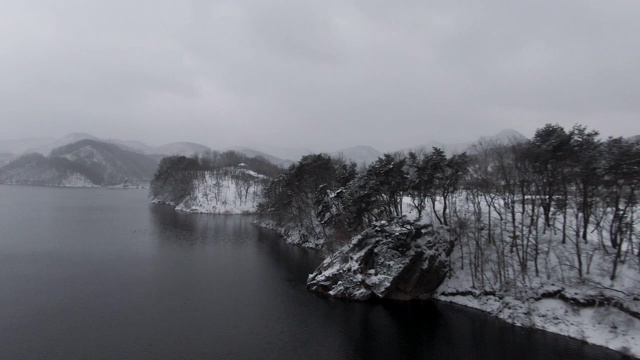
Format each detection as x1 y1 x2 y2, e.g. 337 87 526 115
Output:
1 0 639 152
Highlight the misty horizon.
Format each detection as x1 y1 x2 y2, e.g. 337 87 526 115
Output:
2 1 639 151
0 128 531 155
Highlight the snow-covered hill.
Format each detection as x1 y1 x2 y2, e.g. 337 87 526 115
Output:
152 167 267 214
51 139 158 184
0 139 158 187
0 153 99 187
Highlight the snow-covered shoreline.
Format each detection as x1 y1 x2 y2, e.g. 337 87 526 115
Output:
435 289 640 358
264 217 640 358
0 182 146 189
151 198 257 215
153 171 640 357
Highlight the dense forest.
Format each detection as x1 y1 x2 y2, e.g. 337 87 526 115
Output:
258 124 640 292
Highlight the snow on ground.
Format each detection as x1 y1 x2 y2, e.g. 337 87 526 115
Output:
413 193 640 359
61 145 106 164
294 195 640 356
107 181 148 189
436 272 640 358
60 173 100 187
168 171 640 356
164 168 265 214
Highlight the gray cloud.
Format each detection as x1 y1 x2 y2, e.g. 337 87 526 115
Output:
1 0 639 152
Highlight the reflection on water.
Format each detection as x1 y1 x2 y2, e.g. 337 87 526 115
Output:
149 204 257 248
0 186 631 360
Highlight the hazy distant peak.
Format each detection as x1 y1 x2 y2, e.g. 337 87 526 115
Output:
238 144 314 162
0 137 55 154
154 142 211 157
62 132 98 141
338 145 379 152
106 139 155 154
0 138 158 186
478 129 528 144
27 132 99 156
330 145 382 165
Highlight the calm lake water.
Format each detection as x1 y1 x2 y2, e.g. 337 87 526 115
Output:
0 185 629 359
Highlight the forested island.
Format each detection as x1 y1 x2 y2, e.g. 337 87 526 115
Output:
150 124 640 357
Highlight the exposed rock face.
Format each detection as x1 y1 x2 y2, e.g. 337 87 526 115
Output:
307 221 454 301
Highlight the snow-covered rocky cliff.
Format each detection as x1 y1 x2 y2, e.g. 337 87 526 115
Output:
307 220 454 301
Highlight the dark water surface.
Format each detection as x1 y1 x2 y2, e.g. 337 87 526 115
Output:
0 185 628 359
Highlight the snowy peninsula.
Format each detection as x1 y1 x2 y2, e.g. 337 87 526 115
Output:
255 125 640 358
147 125 640 358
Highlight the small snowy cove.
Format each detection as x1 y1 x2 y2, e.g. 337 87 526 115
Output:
150 167 640 359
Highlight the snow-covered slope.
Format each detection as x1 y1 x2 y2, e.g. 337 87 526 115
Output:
0 153 99 187
50 139 158 184
0 139 158 187
152 167 267 214
265 189 640 357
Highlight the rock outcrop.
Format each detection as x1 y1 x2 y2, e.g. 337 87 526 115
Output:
307 220 454 301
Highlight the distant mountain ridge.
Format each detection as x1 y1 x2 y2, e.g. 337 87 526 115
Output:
478 129 528 144
0 139 158 187
0 153 100 187
232 147 294 168
153 142 211 157
330 145 382 165
0 133 213 158
237 144 313 163
0 136 56 154
408 129 528 156
0 129 532 174
32 132 100 155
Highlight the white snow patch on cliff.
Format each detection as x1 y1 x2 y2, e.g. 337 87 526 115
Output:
60 173 100 187
169 168 265 214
